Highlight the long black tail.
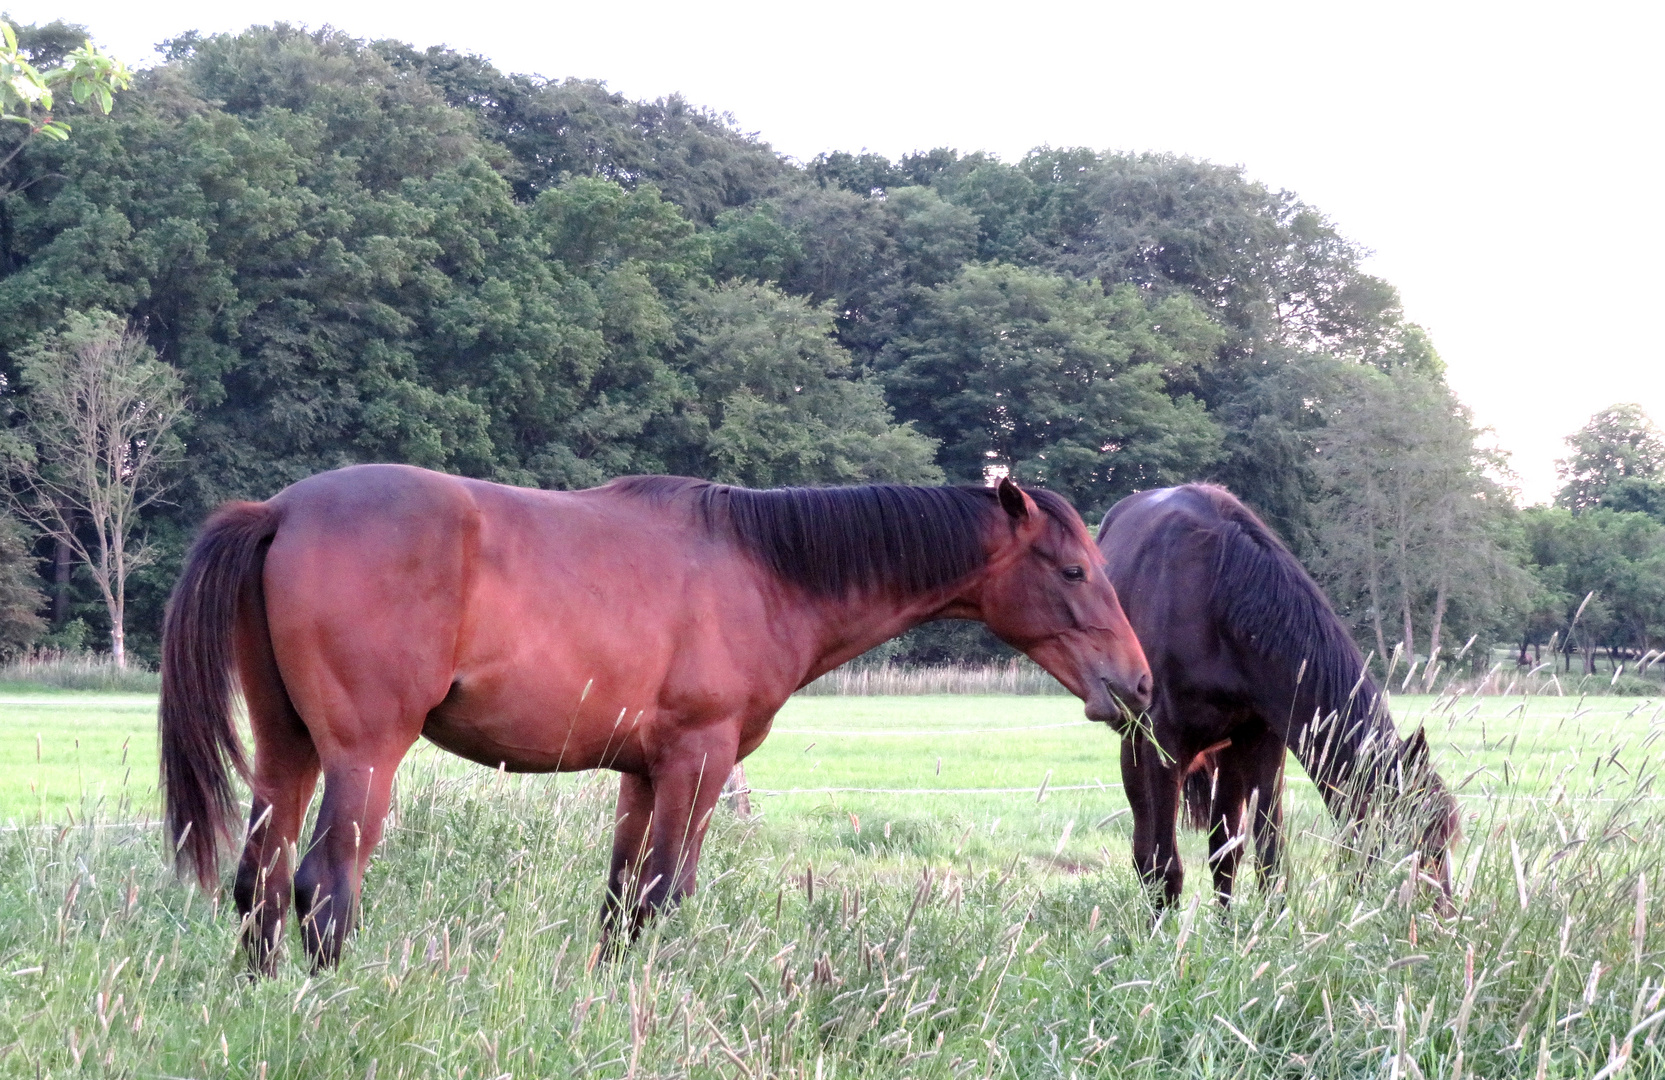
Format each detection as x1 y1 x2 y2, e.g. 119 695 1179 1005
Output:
159 501 281 887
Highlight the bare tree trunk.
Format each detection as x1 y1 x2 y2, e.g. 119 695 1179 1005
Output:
1400 590 1416 668
1395 484 1416 664
1424 574 1449 689
1431 575 1445 662
1363 486 1389 673
51 534 72 627
105 539 126 669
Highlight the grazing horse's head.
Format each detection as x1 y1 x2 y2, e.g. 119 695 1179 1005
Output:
1399 728 1463 909
977 479 1152 722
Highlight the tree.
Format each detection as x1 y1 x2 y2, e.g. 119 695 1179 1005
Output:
3 312 184 666
880 262 1223 510
0 18 129 181
1602 476 1665 522
1556 404 1665 512
1522 507 1665 672
1310 362 1525 679
373 42 792 222
0 511 44 656
673 282 941 486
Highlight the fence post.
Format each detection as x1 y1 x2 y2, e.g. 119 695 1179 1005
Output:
722 763 752 818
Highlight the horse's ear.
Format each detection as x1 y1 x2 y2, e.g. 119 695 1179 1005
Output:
997 477 1033 522
1403 727 1430 766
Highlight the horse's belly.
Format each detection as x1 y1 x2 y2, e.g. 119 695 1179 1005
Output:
419 679 656 774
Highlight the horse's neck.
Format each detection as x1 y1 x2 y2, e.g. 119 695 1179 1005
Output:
795 588 966 685
1287 693 1397 817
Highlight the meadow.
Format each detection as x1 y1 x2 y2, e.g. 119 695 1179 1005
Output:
1 687 1662 1078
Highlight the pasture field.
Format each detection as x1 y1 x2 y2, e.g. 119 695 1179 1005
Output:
0 690 1662 1078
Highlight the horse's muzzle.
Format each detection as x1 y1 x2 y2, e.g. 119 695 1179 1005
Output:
1087 671 1151 725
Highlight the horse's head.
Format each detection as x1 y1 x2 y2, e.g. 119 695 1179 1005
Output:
976 479 1151 723
1399 728 1463 911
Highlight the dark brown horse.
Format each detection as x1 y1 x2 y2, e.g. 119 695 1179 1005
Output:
1096 483 1459 908
161 465 1151 972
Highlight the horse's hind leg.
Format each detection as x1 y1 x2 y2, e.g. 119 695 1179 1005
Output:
233 729 319 974
293 734 416 969
232 617 320 975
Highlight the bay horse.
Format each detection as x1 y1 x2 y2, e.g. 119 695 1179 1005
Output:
160 465 1151 973
1096 483 1460 909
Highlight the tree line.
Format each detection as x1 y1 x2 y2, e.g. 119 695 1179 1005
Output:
0 21 1659 679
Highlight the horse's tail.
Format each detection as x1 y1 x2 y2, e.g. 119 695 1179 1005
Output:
1183 769 1213 831
160 500 282 888
1181 740 1229 831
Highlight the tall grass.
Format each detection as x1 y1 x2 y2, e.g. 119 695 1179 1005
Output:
0 649 161 693
1 706 1661 1078
799 658 1068 696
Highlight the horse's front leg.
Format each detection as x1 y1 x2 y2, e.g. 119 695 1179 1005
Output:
1203 756 1249 905
634 723 741 931
599 773 654 954
1121 735 1183 908
1240 728 1288 893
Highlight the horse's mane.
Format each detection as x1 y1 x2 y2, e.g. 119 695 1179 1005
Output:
1193 484 1384 735
610 475 1080 597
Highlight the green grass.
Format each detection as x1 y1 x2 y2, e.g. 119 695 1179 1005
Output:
0 694 158 823
0 652 162 694
1 689 1663 1077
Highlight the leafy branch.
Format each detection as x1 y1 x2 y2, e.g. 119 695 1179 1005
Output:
0 19 130 174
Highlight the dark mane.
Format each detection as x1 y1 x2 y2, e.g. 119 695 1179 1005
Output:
1194 485 1384 733
610 476 1081 597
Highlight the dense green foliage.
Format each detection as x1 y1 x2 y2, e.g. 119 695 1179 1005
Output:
0 21 1656 674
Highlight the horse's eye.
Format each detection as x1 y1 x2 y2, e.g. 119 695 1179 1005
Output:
1061 565 1086 582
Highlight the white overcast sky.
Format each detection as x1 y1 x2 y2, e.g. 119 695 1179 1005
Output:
18 0 1664 503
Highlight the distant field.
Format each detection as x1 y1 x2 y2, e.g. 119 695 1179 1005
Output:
5 688 1660 862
